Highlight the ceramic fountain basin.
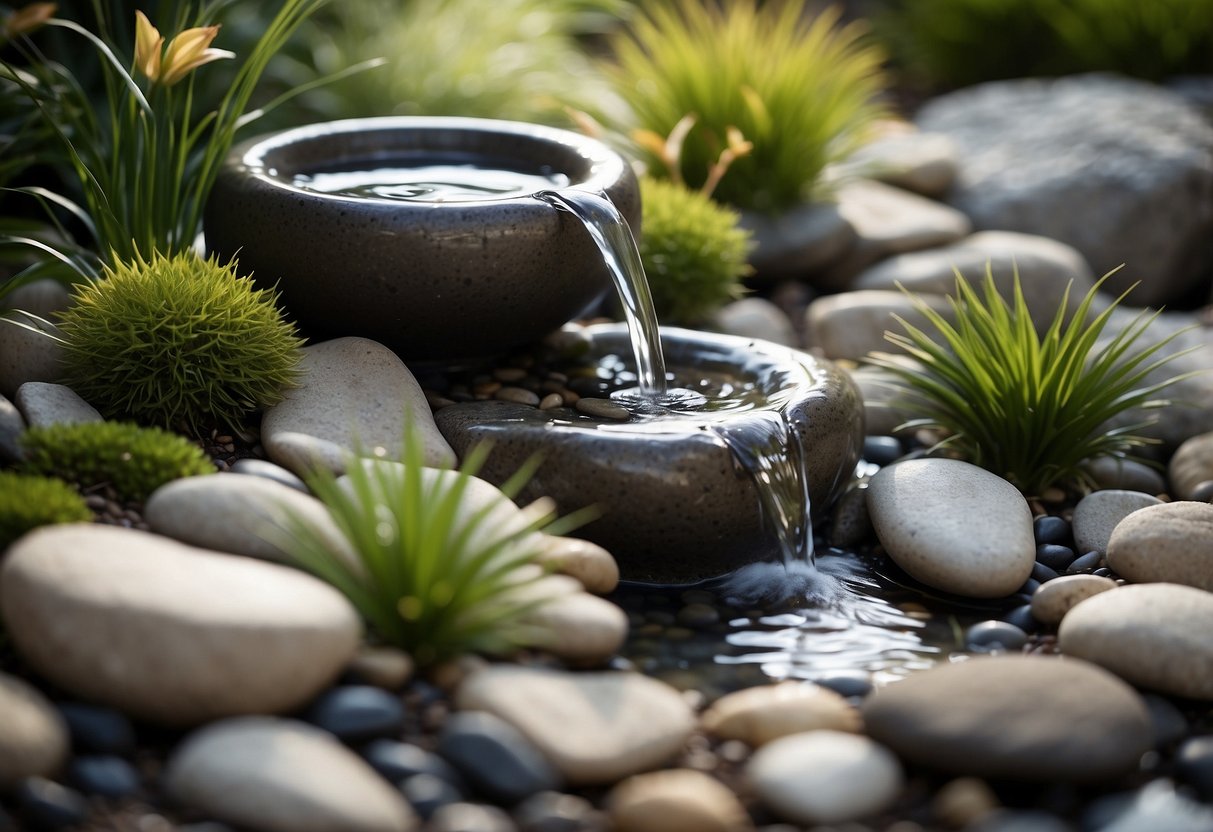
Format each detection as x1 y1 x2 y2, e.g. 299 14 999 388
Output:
203 117 640 362
436 324 865 584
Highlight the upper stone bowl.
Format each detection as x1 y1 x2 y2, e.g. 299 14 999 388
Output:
204 117 640 362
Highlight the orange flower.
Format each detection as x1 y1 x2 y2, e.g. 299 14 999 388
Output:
134 11 233 87
3 3 56 38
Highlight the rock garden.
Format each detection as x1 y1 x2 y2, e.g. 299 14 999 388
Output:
2 1 1213 831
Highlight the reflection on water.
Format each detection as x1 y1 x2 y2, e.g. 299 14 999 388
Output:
616 547 993 697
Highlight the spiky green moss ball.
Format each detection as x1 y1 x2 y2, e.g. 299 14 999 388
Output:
19 421 213 503
637 177 753 325
0 472 91 549
56 251 304 432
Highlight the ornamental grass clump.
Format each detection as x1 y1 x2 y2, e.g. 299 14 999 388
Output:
19 421 213 503
636 176 752 325
869 269 1193 496
0 471 91 549
607 0 887 213
281 432 585 666
55 251 303 433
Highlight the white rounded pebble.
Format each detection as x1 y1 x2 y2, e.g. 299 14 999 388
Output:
867 459 1035 597
748 730 903 824
0 524 361 725
1106 501 1213 590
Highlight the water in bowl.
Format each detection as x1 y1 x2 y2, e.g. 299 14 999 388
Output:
293 158 571 203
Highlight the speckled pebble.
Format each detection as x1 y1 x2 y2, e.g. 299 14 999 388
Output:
14 382 101 427
1030 575 1118 624
1106 501 1213 590
1060 582 1213 699
1071 489 1163 556
261 337 455 476
867 459 1035 598
701 681 861 746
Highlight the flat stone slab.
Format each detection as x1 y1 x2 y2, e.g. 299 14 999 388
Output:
862 655 1152 781
261 336 455 476
456 665 695 786
0 524 361 725
436 325 863 583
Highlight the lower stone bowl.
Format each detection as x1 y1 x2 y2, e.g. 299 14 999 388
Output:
436 324 864 584
203 117 640 363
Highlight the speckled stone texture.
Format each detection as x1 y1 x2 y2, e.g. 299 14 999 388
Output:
436 327 863 583
204 117 640 363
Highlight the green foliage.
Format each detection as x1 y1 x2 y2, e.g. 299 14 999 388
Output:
869 269 1192 495
18 421 213 503
0 471 91 549
281 432 579 666
315 0 627 126
636 176 751 325
0 0 332 285
608 0 887 213
875 0 1213 88
55 251 303 432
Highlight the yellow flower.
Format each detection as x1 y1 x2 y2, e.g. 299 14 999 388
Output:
134 11 233 87
3 3 56 38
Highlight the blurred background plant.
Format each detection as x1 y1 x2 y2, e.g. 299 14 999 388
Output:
309 0 629 126
0 0 335 300
282 432 588 666
605 0 887 214
874 0 1213 90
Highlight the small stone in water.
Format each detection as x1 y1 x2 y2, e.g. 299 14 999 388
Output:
966 621 1028 653
1036 543 1077 572
304 685 406 744
676 603 720 628
538 393 564 410
1033 516 1071 546
862 435 903 466
401 773 464 820
496 387 541 406
1066 551 1102 574
68 754 141 798
575 398 631 421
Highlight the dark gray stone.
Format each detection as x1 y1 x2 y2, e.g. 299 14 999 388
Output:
0 394 24 463
862 655 1152 781
67 754 141 798
513 791 606 832
739 201 857 279
918 74 1213 307
362 739 466 791
15 777 89 830
402 773 464 820
1034 516 1072 547
57 701 136 755
304 685 405 745
437 325 862 583
205 118 639 363
965 620 1028 653
437 712 561 806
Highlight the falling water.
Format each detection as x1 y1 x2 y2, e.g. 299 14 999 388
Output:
537 189 668 398
539 188 816 572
